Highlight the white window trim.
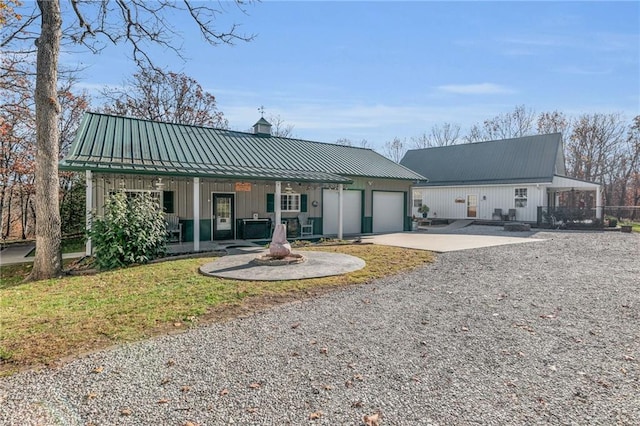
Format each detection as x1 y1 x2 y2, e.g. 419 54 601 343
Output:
412 190 423 208
280 193 301 212
514 188 528 208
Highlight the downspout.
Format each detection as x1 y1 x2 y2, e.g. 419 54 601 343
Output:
338 184 343 240
193 177 200 251
85 170 92 256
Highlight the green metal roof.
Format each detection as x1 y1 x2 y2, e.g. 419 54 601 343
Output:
60 112 425 183
400 133 566 186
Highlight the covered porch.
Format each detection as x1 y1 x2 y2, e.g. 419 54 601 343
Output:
538 175 603 227
83 172 354 256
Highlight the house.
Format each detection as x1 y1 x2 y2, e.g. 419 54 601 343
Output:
60 112 425 254
400 133 602 224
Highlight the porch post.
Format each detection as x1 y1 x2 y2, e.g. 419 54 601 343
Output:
85 170 92 256
338 183 344 240
275 181 282 226
193 177 200 251
596 186 602 219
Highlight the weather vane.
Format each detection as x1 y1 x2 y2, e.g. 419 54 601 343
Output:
258 105 265 117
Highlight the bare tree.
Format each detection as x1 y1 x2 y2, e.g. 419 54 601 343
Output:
430 122 461 146
567 113 627 205
464 123 485 143
411 132 430 149
537 110 570 136
465 105 536 142
383 137 407 163
412 122 461 148
609 115 640 208
335 138 371 149
267 113 295 138
358 138 371 149
102 69 228 128
1 0 254 280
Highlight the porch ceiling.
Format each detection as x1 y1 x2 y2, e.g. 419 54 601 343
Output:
550 175 601 191
60 159 353 184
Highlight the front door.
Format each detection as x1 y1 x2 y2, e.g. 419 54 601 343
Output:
467 195 478 218
212 193 234 240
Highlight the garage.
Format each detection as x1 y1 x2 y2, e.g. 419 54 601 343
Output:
373 191 405 233
322 189 362 235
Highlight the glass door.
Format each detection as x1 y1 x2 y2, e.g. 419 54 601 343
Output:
467 195 477 218
212 193 234 240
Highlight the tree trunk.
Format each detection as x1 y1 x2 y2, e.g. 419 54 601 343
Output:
29 0 62 280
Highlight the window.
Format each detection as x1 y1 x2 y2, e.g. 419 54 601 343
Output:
413 190 423 208
109 189 161 201
515 188 527 208
163 191 175 213
280 193 301 212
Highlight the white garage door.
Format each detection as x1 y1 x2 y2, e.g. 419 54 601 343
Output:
323 189 362 235
373 191 405 233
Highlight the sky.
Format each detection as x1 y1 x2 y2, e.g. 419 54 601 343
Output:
54 1 639 151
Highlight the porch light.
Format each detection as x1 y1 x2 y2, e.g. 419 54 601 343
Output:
284 183 294 194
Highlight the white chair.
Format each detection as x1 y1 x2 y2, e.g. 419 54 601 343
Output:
166 214 182 242
298 214 314 237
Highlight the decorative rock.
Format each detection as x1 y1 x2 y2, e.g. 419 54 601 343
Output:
269 223 291 258
504 222 531 232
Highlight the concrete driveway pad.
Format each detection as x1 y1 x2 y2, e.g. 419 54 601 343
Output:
200 250 366 281
363 231 544 252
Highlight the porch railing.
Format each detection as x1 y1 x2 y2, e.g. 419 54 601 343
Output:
537 206 604 229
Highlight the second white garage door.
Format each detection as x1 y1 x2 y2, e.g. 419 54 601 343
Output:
373 191 405 233
322 189 362 235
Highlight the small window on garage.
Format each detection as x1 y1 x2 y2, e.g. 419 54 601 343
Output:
413 190 423 208
515 188 527 208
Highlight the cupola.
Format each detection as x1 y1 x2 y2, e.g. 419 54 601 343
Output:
253 117 272 137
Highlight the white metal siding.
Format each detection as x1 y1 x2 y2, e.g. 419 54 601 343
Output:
413 184 548 222
373 191 404 233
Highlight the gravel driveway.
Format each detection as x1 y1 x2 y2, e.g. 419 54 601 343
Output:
1 230 638 425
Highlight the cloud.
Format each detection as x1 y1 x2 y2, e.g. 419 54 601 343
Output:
436 83 516 95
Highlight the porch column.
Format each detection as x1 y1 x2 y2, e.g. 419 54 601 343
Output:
275 181 282 226
596 186 602 219
85 170 92 256
193 177 200 251
338 183 344 240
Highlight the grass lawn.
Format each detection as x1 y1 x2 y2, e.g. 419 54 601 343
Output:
620 221 640 232
0 244 433 375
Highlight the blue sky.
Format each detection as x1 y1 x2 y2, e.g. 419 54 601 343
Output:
61 1 639 150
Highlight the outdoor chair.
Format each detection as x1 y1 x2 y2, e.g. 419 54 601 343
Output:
492 208 503 221
166 214 182 243
298 213 314 237
508 209 517 221
268 213 276 237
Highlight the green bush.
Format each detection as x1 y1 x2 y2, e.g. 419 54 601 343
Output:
89 191 167 270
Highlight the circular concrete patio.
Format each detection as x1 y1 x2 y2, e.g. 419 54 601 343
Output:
199 250 366 281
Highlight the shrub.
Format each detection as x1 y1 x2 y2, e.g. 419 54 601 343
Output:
89 191 167 270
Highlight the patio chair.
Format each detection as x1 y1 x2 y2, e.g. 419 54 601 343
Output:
492 208 503 221
166 214 182 242
267 213 275 237
298 213 314 237
508 209 516 221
